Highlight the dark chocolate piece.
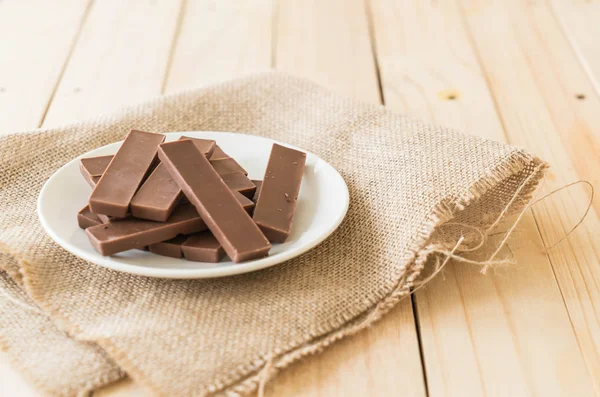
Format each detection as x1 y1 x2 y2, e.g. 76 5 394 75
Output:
210 158 247 176
85 203 206 256
148 235 187 258
253 144 306 243
78 206 102 229
158 140 271 263
89 130 165 217
222 172 256 198
181 231 225 263
251 180 262 203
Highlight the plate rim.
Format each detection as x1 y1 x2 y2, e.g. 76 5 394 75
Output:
37 131 349 279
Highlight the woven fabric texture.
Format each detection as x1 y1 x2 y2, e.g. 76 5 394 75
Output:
0 73 545 396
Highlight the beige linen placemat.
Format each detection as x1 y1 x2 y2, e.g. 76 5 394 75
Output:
0 73 545 396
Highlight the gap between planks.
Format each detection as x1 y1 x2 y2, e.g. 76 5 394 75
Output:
549 0 600 98
368 0 597 396
267 0 427 395
456 0 600 393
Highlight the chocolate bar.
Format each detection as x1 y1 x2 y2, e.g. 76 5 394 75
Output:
130 138 241 222
158 140 271 262
148 231 225 263
82 173 128 222
179 136 216 157
209 145 229 160
77 206 102 229
88 168 251 223
210 158 247 176
80 155 113 176
148 235 187 258
253 144 306 243
222 172 256 198
96 213 126 224
85 203 206 256
90 176 101 186
181 192 253 215
80 155 113 187
251 180 262 203
89 130 165 217
181 231 225 262
80 136 214 183
207 145 247 175
235 191 255 215
130 163 183 222
130 170 255 222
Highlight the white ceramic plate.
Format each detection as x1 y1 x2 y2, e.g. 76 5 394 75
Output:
38 131 349 279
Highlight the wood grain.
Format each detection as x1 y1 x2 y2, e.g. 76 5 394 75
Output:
42 0 184 127
275 0 380 103
164 0 274 93
0 0 92 394
368 0 596 395
0 0 91 133
271 0 426 395
550 0 600 95
458 0 600 393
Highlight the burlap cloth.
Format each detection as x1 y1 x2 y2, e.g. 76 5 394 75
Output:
0 73 545 396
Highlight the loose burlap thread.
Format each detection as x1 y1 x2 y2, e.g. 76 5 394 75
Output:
0 73 546 396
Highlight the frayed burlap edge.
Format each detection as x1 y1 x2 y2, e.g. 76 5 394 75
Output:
218 152 547 397
14 149 545 396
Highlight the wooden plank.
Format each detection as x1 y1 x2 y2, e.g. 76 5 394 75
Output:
0 0 92 394
267 306 426 396
0 0 91 133
367 0 501 132
275 0 380 103
270 0 426 396
96 0 274 395
550 0 600 95
457 0 600 393
369 0 596 395
164 0 273 93
42 0 184 127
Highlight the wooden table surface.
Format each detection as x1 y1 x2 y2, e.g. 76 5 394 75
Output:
1 0 599 396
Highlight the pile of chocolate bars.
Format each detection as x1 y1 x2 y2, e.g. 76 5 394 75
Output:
77 130 306 263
